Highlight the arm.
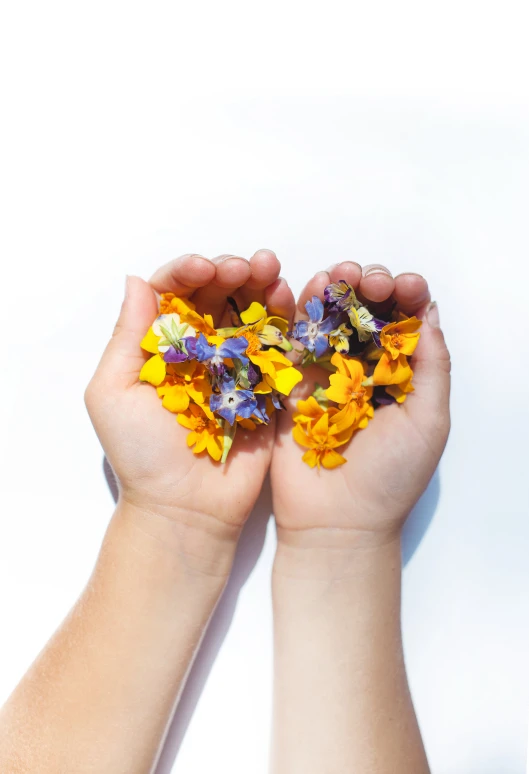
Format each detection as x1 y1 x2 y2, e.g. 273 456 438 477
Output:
0 504 235 774
272 531 428 774
0 250 296 774
271 262 450 773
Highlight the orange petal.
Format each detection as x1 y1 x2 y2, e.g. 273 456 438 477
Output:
321 449 347 469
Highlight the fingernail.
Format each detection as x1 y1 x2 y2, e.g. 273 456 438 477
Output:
427 301 440 328
326 263 338 272
315 270 330 280
278 275 289 286
363 264 392 277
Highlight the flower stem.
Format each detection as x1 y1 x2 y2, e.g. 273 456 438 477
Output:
221 420 238 464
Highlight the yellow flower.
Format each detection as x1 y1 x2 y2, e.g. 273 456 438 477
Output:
380 316 422 360
293 411 353 469
293 396 355 434
239 301 293 351
177 403 224 461
386 374 415 404
156 361 211 413
159 292 216 336
372 352 412 386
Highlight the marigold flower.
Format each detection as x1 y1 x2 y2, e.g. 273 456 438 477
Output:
293 411 353 469
380 316 422 360
177 403 224 461
156 361 211 413
372 352 413 386
293 395 356 434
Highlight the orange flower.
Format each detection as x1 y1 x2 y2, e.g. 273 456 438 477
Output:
156 361 211 413
293 395 356 434
159 292 216 336
380 316 422 360
372 352 413 386
325 353 373 429
293 411 353 469
177 403 224 461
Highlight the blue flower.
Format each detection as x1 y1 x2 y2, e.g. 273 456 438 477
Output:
209 376 257 426
196 333 249 376
291 296 335 357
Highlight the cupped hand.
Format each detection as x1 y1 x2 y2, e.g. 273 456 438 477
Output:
271 262 451 544
85 250 295 535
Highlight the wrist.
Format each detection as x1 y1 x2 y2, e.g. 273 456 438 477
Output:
103 499 239 585
273 525 402 583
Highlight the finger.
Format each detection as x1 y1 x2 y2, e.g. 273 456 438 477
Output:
265 277 296 326
295 271 330 321
192 256 251 325
89 276 158 392
406 301 451 441
238 249 281 309
358 264 396 304
326 261 362 289
394 273 431 315
149 254 215 296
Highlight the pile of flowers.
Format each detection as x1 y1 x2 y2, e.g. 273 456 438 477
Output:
139 293 302 463
290 280 422 470
138 281 421 470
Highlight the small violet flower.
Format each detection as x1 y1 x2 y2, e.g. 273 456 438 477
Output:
209 376 257 426
196 333 249 376
291 296 335 358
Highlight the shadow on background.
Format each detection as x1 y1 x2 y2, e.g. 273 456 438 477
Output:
102 457 272 774
103 458 439 770
402 468 440 566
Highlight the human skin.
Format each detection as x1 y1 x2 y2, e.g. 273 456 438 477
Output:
0 250 295 774
270 263 451 774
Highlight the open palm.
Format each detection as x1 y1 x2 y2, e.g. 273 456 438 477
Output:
85 250 295 531
272 263 451 538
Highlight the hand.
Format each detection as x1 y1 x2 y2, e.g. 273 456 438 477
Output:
271 262 451 546
85 250 295 546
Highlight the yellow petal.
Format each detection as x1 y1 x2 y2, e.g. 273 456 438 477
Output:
177 413 195 430
241 301 267 326
139 354 166 386
293 423 314 449
267 363 303 396
373 353 412 386
206 433 223 461
254 380 272 394
311 411 330 443
326 373 353 405
321 449 347 469
140 327 162 355
193 432 209 454
302 449 320 468
160 384 190 413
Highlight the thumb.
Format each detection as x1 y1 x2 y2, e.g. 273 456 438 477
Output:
93 276 158 389
407 301 451 437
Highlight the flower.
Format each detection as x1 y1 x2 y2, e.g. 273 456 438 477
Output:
209 375 257 426
380 316 422 360
372 351 413 386
177 403 224 461
156 361 211 413
328 321 353 354
348 305 386 343
324 280 358 311
159 293 216 337
293 411 353 469
237 301 293 352
291 296 335 357
139 312 198 385
196 333 249 376
293 395 355 434
385 374 415 404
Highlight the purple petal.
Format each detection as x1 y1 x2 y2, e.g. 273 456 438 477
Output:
183 336 198 358
218 336 249 365
305 296 324 323
313 333 330 358
373 386 396 406
163 346 188 363
196 333 216 362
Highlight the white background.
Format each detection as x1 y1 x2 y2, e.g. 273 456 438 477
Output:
1 2 529 772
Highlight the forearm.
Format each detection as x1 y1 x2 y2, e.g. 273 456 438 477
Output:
271 527 429 774
0 503 237 774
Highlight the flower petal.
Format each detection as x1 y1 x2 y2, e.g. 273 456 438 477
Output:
140 327 162 355
240 301 267 326
321 449 347 469
139 354 166 386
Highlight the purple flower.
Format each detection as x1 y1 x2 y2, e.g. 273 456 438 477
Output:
196 333 249 376
324 280 355 311
291 296 335 358
251 394 270 424
209 376 257 426
373 386 397 406
162 336 198 363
